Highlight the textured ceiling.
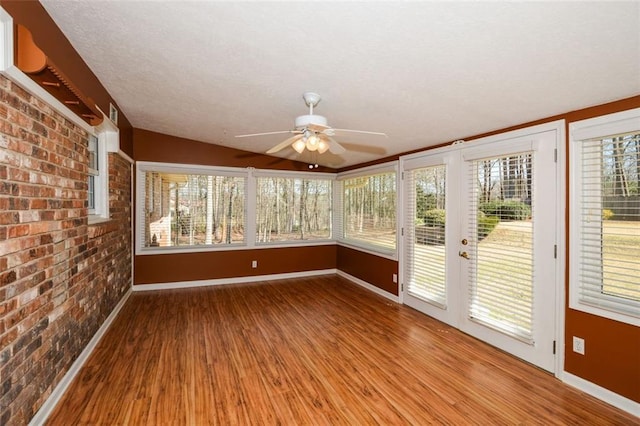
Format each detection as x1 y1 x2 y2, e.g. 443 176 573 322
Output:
41 1 640 168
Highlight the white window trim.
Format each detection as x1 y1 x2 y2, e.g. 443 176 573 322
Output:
569 108 640 326
336 161 399 259
136 162 338 255
253 168 335 246
88 116 120 223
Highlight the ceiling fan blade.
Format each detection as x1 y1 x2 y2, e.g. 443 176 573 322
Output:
331 128 388 137
326 137 346 155
266 134 303 154
306 122 330 132
236 130 299 138
340 142 387 155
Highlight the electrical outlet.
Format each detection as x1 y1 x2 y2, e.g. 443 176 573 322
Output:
392 273 398 283
251 260 257 268
573 336 585 355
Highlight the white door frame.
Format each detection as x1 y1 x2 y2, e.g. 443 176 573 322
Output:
399 120 566 377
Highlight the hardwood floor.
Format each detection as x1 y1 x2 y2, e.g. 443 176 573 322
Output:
47 275 635 425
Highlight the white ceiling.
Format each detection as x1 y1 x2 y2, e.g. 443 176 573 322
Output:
41 1 640 168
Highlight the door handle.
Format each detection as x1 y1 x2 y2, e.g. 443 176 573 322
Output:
459 251 469 259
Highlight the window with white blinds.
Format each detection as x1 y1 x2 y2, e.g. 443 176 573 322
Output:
468 153 535 343
405 165 447 307
141 170 246 249
570 109 640 326
337 163 397 255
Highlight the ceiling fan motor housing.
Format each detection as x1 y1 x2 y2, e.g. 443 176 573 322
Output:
295 114 328 129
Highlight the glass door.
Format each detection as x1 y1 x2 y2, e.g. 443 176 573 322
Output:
402 127 559 372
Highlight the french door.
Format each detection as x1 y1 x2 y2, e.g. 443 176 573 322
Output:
402 126 559 372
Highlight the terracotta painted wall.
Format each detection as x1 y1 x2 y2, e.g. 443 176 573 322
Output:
136 246 337 285
336 246 398 296
0 0 134 156
133 129 338 286
562 97 640 403
133 128 336 173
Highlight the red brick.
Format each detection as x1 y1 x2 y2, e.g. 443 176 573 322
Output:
8 225 29 238
0 74 131 426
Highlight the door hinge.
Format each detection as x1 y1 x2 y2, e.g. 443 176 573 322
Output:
553 340 556 355
401 171 404 180
401 228 404 236
554 148 558 163
401 283 404 292
553 244 557 259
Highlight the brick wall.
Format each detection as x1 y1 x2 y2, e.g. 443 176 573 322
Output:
0 75 132 424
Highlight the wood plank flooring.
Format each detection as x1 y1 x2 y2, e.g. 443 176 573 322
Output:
46 275 636 425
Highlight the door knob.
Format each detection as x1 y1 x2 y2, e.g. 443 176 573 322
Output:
461 239 468 245
459 251 469 259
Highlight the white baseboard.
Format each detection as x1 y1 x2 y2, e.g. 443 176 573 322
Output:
336 270 399 303
29 289 132 426
132 269 338 291
560 371 640 417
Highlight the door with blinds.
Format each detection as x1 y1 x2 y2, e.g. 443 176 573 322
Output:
402 125 559 372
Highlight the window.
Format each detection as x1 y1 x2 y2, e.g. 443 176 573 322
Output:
405 164 447 307
570 108 640 325
87 129 109 222
255 175 332 243
140 167 246 249
137 164 339 254
338 163 397 255
87 134 98 212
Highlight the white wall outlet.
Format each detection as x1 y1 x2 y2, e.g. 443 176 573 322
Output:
251 260 257 268
392 273 398 283
572 336 585 355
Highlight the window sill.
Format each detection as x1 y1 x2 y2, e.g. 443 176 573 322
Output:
87 217 117 239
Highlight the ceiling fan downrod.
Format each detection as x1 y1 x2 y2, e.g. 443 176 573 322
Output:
302 92 321 115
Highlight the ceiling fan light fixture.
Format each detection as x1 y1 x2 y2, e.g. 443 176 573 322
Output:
292 139 306 153
317 139 329 154
306 135 319 151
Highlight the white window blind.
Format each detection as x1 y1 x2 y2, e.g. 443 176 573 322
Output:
340 170 397 252
576 133 640 317
141 171 246 248
468 153 535 343
405 165 447 307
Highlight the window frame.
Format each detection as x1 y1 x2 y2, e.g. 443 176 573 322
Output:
136 161 249 255
136 163 339 255
87 133 99 214
569 108 640 326
253 169 335 246
336 161 399 259
86 117 118 223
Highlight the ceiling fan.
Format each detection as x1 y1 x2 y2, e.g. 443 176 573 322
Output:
235 92 387 156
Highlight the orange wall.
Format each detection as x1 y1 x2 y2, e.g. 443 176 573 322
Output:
136 246 337 285
132 129 338 286
0 0 134 155
336 246 398 295
562 97 640 403
134 128 336 172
